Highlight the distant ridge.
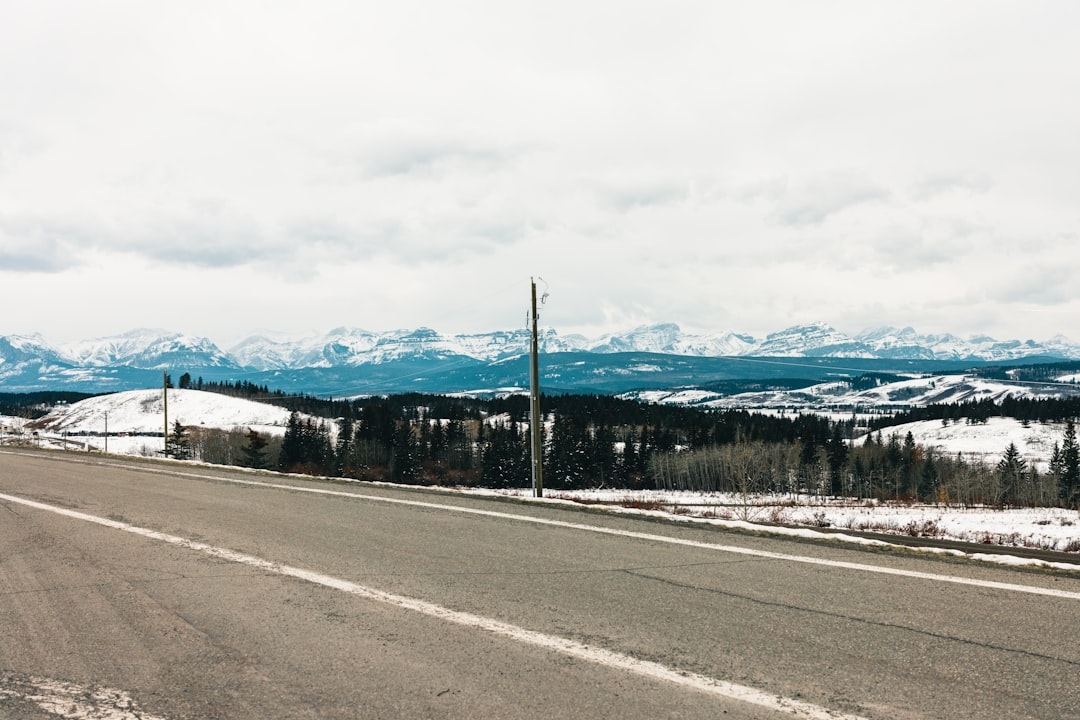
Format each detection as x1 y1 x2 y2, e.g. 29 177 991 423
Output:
2 322 1078 395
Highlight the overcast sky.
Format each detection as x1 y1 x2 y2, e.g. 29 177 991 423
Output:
2 1 1078 348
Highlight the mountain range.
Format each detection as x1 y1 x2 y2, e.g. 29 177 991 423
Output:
2 322 1079 396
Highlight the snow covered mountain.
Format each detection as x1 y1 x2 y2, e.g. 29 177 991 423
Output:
584 322 756 356
63 329 241 370
3 322 1080 395
0 334 63 366
5 322 1079 374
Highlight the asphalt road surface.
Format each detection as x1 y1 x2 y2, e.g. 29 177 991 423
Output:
2 449 1079 719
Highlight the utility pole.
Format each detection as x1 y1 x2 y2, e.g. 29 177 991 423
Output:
163 370 169 456
104 411 108 454
529 278 545 498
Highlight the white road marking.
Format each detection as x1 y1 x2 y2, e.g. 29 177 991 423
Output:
81 461 1080 601
279 486 1080 601
2 490 868 720
0 674 169 720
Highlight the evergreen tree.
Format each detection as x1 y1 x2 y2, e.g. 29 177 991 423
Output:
335 416 354 476
481 420 527 488
883 434 904 498
901 431 919 496
918 453 939 502
279 412 304 471
825 424 849 496
419 410 433 462
308 419 334 474
997 442 1027 507
428 418 448 466
355 403 394 469
392 421 420 482
241 428 269 469
445 419 473 472
636 425 654 479
546 414 587 489
1049 441 1063 480
166 419 192 460
796 429 816 493
588 422 618 487
1060 420 1080 507
620 429 640 487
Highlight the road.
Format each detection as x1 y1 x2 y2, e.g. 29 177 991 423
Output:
2 449 1079 719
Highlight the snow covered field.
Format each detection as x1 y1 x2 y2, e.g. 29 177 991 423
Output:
861 416 1064 470
27 388 295 437
487 488 1080 555
2 388 296 456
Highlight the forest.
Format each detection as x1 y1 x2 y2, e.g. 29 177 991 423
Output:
156 385 1080 511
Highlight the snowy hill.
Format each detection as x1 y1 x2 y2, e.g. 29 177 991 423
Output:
870 416 1063 470
625 374 1080 470
29 389 295 437
627 374 1080 411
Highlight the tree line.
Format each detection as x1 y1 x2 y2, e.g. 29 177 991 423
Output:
173 373 286 401
871 395 1080 427
0 391 94 418
6 378 1073 508
174 388 1080 509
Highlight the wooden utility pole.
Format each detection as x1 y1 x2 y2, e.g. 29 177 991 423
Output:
163 370 169 455
529 278 544 498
